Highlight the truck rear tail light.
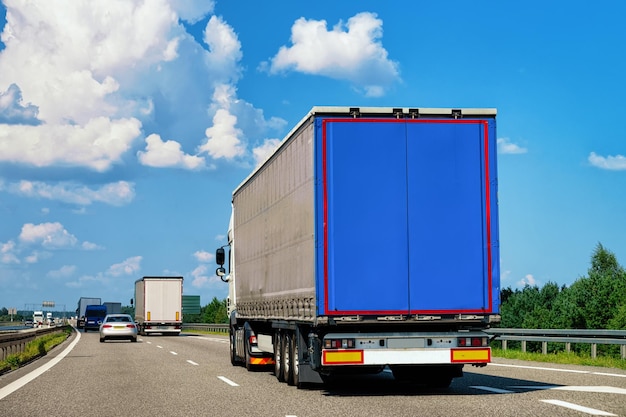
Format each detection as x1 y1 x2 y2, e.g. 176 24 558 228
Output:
324 338 355 349
249 335 258 346
458 337 488 347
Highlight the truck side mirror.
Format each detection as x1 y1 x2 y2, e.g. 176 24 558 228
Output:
216 267 226 277
130 299 133 306
216 247 225 266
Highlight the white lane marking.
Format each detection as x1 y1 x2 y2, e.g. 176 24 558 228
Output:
170 351 178 355
541 400 616 416
218 376 239 386
187 360 199 366
156 345 163 349
146 341 152 344
470 386 514 394
0 329 81 400
490 363 626 378
193 336 229 344
512 386 626 395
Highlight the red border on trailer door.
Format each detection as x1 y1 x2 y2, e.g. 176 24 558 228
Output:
321 118 493 316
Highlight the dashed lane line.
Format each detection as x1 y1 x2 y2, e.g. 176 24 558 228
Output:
218 376 239 386
470 386 514 394
489 363 626 378
541 400 616 416
187 360 199 366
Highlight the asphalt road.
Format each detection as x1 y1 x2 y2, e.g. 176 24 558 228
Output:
1 330 625 417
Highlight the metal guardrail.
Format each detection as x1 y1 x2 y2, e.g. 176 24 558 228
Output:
0 325 66 361
485 328 626 359
182 323 229 333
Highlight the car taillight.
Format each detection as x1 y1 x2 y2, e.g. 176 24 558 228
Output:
324 338 355 349
458 337 488 347
102 324 112 328
127 324 136 329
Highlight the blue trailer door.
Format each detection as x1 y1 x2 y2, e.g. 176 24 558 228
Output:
320 119 410 314
406 120 494 313
319 117 496 316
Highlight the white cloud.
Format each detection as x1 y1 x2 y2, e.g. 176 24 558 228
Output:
19 222 78 249
0 117 142 171
47 265 77 278
194 250 214 263
82 241 104 251
0 83 40 124
266 12 399 96
588 152 626 171
497 138 527 154
170 0 215 24
253 139 281 167
518 274 537 287
203 15 242 84
1 179 136 206
138 133 206 170
108 256 142 277
1 240 20 264
199 107 245 159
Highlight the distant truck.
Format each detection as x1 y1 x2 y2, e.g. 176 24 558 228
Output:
215 107 501 388
33 311 44 327
83 304 107 332
103 302 122 315
133 276 183 336
76 297 101 328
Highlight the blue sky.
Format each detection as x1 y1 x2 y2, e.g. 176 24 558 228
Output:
1 1 625 314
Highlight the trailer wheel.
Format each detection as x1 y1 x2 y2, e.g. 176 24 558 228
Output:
229 330 238 366
282 331 293 385
290 331 300 387
274 331 284 382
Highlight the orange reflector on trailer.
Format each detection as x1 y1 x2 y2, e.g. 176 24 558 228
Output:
323 350 364 365
451 348 491 363
249 357 275 366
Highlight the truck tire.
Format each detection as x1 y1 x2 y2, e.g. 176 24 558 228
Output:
282 331 293 385
274 331 285 382
290 331 300 387
229 331 238 366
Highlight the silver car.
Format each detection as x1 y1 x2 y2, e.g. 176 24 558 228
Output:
99 314 138 343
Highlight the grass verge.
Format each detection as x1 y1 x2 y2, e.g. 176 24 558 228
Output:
492 348 626 370
0 326 72 374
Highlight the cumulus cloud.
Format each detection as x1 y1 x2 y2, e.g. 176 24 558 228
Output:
203 15 242 84
47 265 77 278
108 256 142 277
588 152 626 171
0 117 142 171
194 250 214 263
497 138 527 154
199 107 245 159
518 274 538 288
253 138 281 167
265 12 400 96
0 83 40 124
66 255 142 288
1 179 136 206
138 133 206 170
19 222 79 249
1 240 20 264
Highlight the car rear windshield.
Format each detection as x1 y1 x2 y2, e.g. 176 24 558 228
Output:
107 316 131 322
